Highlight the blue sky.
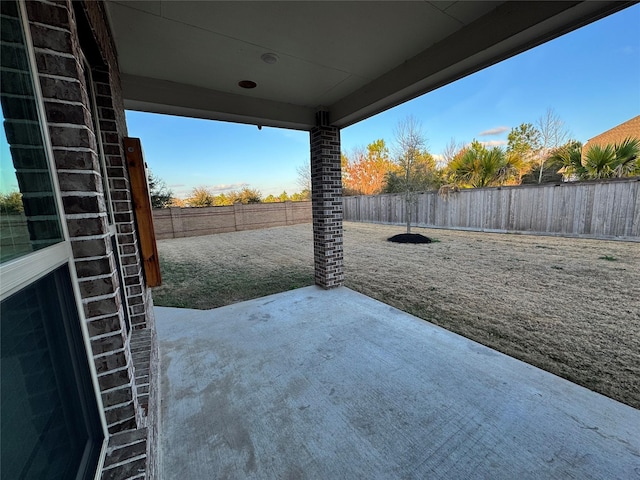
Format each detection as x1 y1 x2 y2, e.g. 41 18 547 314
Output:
125 4 640 199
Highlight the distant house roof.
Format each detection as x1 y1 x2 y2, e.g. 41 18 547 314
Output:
584 115 640 149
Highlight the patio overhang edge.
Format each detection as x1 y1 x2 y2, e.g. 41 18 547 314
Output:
121 73 317 131
329 0 634 128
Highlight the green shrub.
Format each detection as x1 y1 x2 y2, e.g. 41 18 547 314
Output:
0 191 24 215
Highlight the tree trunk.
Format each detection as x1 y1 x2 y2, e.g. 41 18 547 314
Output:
405 190 412 233
538 160 544 184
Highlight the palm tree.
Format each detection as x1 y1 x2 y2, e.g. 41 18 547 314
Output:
503 151 529 185
448 141 519 188
612 137 640 178
582 137 640 180
551 140 586 181
583 144 617 179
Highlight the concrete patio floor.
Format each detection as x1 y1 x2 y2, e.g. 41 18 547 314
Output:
155 286 639 479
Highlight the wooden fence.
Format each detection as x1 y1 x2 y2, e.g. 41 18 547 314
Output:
342 178 640 241
152 201 311 239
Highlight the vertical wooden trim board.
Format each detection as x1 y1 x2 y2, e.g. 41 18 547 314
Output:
124 137 162 287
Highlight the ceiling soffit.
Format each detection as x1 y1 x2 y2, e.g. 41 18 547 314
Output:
105 1 632 130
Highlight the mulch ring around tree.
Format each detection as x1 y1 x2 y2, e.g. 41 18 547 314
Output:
387 233 433 244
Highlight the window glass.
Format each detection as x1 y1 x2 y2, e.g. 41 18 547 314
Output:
0 0 63 263
1 265 103 479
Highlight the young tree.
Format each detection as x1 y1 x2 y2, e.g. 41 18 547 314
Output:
535 108 570 183
383 150 440 193
147 171 173 208
391 116 430 233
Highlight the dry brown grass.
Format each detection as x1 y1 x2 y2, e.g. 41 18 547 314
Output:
154 222 640 409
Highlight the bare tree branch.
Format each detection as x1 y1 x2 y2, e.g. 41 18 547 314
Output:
441 137 464 167
535 108 570 183
296 163 311 192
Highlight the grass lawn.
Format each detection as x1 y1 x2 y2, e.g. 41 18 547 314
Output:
153 222 640 409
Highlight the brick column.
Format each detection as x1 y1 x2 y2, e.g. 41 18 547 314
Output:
310 111 344 288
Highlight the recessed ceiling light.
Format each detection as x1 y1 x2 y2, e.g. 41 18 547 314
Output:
261 53 278 64
238 80 257 89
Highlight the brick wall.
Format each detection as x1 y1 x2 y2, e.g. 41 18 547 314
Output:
91 67 151 331
310 113 344 288
21 0 157 477
152 201 312 239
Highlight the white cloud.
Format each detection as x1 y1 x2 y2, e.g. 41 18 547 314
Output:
171 182 250 199
479 140 508 147
479 126 509 136
432 153 447 168
172 187 191 199
209 183 249 194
